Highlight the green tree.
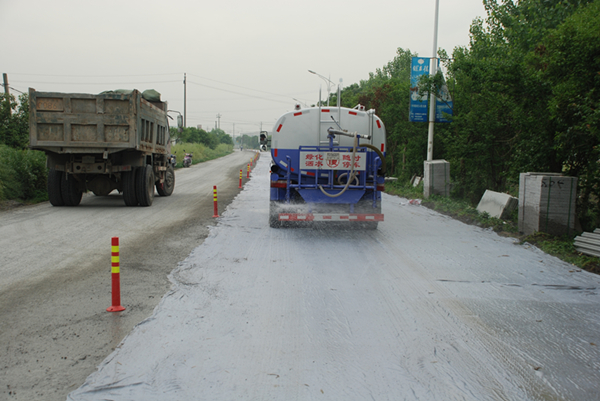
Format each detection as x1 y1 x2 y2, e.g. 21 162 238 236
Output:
333 47 428 180
210 128 233 146
535 0 600 228
0 93 29 149
436 0 595 204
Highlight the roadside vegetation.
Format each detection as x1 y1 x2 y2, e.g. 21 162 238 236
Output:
0 144 47 205
171 143 233 168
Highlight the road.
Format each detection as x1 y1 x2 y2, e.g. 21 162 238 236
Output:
67 156 600 401
0 150 256 401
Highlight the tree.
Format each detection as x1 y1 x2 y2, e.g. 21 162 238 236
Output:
535 0 600 228
333 47 428 180
210 128 233 146
0 93 29 149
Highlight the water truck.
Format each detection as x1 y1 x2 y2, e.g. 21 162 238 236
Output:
269 103 386 228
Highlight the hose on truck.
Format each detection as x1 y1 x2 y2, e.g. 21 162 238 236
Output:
318 129 386 198
318 132 359 198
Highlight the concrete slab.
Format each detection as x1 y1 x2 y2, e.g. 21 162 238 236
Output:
476 190 518 219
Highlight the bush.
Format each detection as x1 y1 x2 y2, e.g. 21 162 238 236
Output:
0 145 48 202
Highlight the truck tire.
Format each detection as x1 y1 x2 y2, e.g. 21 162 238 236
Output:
47 169 64 206
356 199 380 230
122 169 138 206
156 165 175 196
136 165 154 207
269 201 281 228
61 173 82 206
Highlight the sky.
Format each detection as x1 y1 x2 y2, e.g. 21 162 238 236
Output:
1 0 487 137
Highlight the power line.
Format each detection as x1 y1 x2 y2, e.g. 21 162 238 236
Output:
187 80 291 105
187 73 312 100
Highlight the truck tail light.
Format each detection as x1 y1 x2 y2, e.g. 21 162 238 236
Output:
376 184 385 191
271 181 287 188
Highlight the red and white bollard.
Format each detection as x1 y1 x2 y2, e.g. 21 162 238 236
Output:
107 237 125 312
213 185 219 218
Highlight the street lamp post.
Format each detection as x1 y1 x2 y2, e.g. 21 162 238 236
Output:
308 70 336 106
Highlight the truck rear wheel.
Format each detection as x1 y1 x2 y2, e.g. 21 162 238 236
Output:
156 165 175 196
136 165 155 207
269 201 282 228
61 174 82 206
47 169 64 206
122 169 138 206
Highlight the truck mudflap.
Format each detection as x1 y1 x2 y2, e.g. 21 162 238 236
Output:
278 213 384 222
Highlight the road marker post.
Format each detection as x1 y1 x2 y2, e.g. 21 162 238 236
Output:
247 164 250 179
239 169 243 189
213 185 219 217
107 237 125 312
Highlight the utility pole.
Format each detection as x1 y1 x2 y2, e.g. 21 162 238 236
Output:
183 73 187 128
423 0 449 199
3 73 11 116
216 113 221 130
426 0 440 161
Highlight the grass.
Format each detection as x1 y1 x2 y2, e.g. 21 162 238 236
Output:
171 143 233 168
384 178 600 274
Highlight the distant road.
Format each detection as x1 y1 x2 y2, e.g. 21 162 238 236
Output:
0 150 258 401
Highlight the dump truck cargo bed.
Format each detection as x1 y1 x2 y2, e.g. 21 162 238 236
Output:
29 89 169 155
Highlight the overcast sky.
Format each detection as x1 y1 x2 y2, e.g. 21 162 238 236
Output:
1 0 486 136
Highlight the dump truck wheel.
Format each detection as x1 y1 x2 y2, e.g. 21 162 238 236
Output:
136 165 155 207
122 169 138 206
156 165 175 196
61 174 82 206
47 169 64 206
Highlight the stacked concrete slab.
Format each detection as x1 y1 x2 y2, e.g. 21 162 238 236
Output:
574 229 600 257
423 160 450 197
477 190 518 220
518 173 577 236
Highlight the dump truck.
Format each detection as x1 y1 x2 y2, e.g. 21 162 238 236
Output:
29 88 176 207
269 103 386 228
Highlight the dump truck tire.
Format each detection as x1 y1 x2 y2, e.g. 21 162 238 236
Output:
47 169 64 206
136 165 155 207
156 165 175 196
122 169 138 206
61 173 82 206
